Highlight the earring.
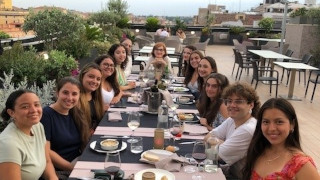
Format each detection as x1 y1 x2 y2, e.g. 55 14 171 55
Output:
249 109 252 114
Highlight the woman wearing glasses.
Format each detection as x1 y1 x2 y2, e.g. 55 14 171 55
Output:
144 42 173 80
197 73 229 131
95 55 123 111
205 82 261 179
243 98 320 180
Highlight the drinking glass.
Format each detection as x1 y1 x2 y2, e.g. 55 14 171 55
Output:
127 111 140 143
170 119 182 151
104 152 121 180
192 140 207 179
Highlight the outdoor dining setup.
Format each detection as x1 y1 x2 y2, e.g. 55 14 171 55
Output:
68 73 226 180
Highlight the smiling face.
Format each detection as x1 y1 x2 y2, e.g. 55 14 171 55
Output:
225 93 253 122
8 92 42 129
182 48 192 62
189 52 201 69
154 46 166 58
261 108 294 147
99 58 115 78
82 68 102 93
198 59 213 78
114 46 127 65
122 39 132 53
56 82 80 111
205 78 220 100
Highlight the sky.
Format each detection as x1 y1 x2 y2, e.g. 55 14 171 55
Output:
12 0 311 16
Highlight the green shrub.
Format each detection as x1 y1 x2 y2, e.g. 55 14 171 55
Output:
229 26 246 35
258 18 275 34
145 17 160 32
0 31 10 39
290 7 308 18
92 41 112 55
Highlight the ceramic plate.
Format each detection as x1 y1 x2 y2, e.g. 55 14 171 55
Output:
90 141 127 153
173 87 189 92
135 168 175 180
140 149 173 164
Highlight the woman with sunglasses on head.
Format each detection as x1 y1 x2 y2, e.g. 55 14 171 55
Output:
94 55 123 111
204 82 261 179
41 77 90 178
108 43 136 91
243 98 320 180
183 50 204 99
0 90 58 180
144 42 173 80
78 62 104 133
197 73 229 131
178 45 196 77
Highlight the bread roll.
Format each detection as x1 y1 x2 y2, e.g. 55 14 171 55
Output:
142 171 155 180
161 175 168 180
143 153 160 162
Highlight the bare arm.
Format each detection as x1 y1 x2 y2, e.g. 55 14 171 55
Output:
296 161 320 180
42 142 58 180
0 162 21 180
110 90 123 104
47 141 73 171
120 81 136 91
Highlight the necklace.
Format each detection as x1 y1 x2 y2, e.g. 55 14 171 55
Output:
266 155 281 164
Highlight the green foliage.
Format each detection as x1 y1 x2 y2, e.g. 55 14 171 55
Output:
145 17 160 32
290 7 308 18
44 50 78 82
258 18 275 34
0 43 46 85
122 29 135 42
107 0 128 18
247 31 257 38
202 13 215 35
201 27 210 35
117 17 130 28
0 70 56 132
229 26 246 35
84 24 104 41
0 31 10 39
23 8 85 50
92 41 112 55
173 18 187 33
307 8 320 24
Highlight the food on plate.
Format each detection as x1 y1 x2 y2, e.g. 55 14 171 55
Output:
143 153 160 162
178 96 190 104
174 87 185 91
165 145 175 153
142 171 156 180
178 113 194 120
161 175 168 180
100 139 119 150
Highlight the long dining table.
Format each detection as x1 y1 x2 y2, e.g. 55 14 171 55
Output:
68 81 226 180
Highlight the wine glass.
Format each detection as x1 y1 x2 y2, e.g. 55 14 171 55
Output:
170 119 182 151
192 140 207 179
104 152 121 180
127 111 140 143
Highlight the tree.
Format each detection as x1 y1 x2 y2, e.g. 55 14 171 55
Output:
145 17 160 32
107 0 128 18
258 18 275 34
23 8 84 50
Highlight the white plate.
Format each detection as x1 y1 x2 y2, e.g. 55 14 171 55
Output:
90 141 127 153
140 149 173 164
173 87 189 92
135 168 175 180
173 98 194 105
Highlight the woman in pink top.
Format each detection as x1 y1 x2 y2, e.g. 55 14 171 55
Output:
243 98 320 180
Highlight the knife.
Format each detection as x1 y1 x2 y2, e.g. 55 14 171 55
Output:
100 135 130 139
179 141 196 145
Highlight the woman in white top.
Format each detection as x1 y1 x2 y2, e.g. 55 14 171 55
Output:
121 38 133 77
184 50 204 99
144 42 173 80
94 55 122 111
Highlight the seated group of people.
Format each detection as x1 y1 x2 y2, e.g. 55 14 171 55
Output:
0 37 319 180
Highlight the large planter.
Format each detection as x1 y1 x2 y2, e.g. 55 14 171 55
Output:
228 34 243 45
200 34 214 45
290 16 314 24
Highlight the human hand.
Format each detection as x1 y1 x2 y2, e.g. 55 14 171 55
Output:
103 104 110 111
200 118 208 126
110 97 120 105
128 81 136 88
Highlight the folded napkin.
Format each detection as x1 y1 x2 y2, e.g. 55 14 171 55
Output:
155 153 188 172
127 96 137 104
159 89 174 107
108 111 122 122
183 124 209 135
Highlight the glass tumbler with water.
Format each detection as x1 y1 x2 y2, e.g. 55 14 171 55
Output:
204 136 220 173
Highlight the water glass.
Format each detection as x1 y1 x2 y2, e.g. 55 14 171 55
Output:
130 137 143 154
183 153 198 173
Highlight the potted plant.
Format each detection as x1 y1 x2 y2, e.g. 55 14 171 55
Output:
200 13 215 44
258 18 275 36
289 7 312 24
229 26 245 45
